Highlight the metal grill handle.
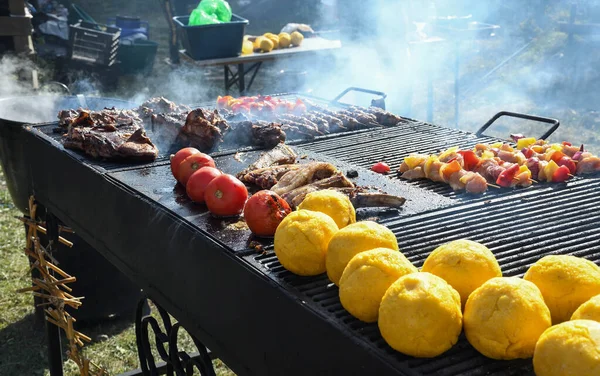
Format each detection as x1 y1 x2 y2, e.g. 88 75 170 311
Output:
332 87 388 109
476 111 560 140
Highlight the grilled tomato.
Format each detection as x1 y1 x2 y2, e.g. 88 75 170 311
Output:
177 153 216 186
371 162 391 174
205 174 248 217
186 167 222 204
244 190 291 237
171 147 200 181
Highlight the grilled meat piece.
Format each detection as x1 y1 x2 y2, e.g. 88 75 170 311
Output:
281 173 355 207
276 114 320 134
137 97 191 118
180 108 229 151
339 109 379 127
252 121 286 148
272 162 339 195
58 108 144 129
280 123 317 139
338 189 406 209
219 109 255 123
359 106 404 127
302 113 330 134
239 164 301 189
224 120 286 149
307 111 345 132
63 124 158 161
237 144 298 179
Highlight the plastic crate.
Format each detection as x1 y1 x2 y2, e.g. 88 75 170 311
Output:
173 14 249 61
69 21 121 66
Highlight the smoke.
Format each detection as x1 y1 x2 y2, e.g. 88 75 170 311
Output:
291 0 600 152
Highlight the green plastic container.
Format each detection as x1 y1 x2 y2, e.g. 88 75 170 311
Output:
118 40 158 75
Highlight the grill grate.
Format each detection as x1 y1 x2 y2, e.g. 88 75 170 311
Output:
243 177 600 375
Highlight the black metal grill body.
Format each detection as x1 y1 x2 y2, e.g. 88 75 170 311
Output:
20 105 600 375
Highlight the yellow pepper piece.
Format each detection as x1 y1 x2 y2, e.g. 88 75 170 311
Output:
519 165 530 174
490 142 503 148
423 156 438 179
481 150 495 159
543 160 559 182
517 137 537 150
404 155 427 170
438 146 459 160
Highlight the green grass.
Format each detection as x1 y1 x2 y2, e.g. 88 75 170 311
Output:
0 169 234 375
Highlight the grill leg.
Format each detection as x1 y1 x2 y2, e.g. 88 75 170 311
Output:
135 297 216 376
238 63 246 95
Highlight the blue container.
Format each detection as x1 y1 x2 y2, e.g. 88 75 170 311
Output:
108 16 149 39
174 14 249 60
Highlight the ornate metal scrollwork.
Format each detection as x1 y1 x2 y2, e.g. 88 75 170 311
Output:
135 299 216 376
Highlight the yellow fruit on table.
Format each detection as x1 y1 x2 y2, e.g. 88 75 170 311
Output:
291 31 304 46
421 239 502 308
259 38 275 53
253 36 264 50
523 255 600 324
264 33 279 49
274 210 338 276
326 221 398 285
378 272 462 357
463 277 551 360
241 40 253 55
297 190 356 229
572 294 600 321
339 248 417 323
533 320 600 376
278 32 291 48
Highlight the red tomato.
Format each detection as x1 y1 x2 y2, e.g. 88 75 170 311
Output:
243 190 291 237
186 167 222 203
205 174 249 217
177 153 216 186
170 147 200 181
371 162 391 174
557 156 576 175
552 165 571 182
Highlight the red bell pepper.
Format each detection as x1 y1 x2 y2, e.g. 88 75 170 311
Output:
552 165 570 182
457 150 480 171
557 156 576 175
562 141 572 147
496 164 520 187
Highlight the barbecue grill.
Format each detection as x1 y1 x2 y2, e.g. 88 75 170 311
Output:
10 88 600 375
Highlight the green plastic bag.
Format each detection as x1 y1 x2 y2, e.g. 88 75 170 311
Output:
188 0 232 26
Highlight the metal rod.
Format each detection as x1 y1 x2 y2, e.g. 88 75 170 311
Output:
45 212 64 376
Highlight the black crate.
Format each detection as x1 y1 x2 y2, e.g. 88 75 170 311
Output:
173 14 249 61
69 21 121 66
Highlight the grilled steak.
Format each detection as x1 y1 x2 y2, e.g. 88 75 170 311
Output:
179 108 229 151
137 97 191 118
63 124 158 161
357 106 404 127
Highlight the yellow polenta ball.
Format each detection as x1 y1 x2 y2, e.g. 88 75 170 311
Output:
421 239 502 308
378 272 462 357
464 277 551 359
274 210 338 276
572 294 600 322
326 221 398 285
339 248 417 323
524 255 600 324
297 190 356 229
533 320 600 376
